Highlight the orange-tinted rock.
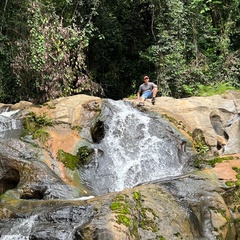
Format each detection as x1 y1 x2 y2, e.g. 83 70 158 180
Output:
213 159 240 181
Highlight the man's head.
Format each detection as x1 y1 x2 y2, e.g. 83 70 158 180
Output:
143 76 149 83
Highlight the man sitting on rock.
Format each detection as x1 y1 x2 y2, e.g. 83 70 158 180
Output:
137 76 158 106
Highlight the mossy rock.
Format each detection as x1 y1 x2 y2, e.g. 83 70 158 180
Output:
57 146 94 171
22 111 53 143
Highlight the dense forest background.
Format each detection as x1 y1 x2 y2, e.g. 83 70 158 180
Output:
0 0 239 103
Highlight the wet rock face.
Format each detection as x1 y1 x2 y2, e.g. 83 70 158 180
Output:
78 173 235 240
91 120 105 143
0 174 236 240
82 100 192 195
0 140 81 201
160 172 235 240
0 203 94 240
0 160 20 195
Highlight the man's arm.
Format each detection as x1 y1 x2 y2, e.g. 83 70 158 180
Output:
152 83 157 89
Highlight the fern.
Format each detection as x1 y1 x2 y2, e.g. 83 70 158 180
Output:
196 82 237 97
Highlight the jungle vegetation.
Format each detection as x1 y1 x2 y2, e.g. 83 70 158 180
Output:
0 0 239 103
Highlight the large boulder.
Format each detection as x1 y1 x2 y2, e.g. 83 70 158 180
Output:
0 95 103 202
29 94 101 126
0 93 240 239
132 91 240 155
0 171 235 239
0 138 82 202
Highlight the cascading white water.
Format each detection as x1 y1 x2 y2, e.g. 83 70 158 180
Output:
82 100 190 195
0 110 22 138
0 215 38 240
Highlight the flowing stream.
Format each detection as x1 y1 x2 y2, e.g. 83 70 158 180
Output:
0 100 195 239
0 109 21 138
82 100 191 195
0 215 38 240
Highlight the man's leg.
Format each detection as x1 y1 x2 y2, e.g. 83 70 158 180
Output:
152 87 157 97
151 88 157 105
138 92 151 106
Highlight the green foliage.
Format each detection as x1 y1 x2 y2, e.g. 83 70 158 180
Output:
127 94 137 100
88 0 156 100
232 166 240 174
11 1 103 102
0 0 240 101
77 146 94 165
194 155 234 169
196 82 236 97
182 85 197 97
225 181 236 187
22 111 53 143
207 156 233 167
193 132 210 156
140 0 240 98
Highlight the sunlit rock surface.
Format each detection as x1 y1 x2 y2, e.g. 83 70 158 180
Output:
132 90 240 155
0 93 240 239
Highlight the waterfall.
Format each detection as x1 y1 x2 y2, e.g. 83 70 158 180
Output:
0 215 38 240
82 100 191 195
0 110 22 138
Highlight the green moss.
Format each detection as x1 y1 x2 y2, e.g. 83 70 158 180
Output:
110 193 160 237
133 191 141 201
22 111 53 143
110 195 132 228
57 146 93 170
195 155 234 169
225 181 235 187
110 202 131 215
57 149 79 170
208 156 234 166
156 236 166 240
232 166 240 173
115 194 126 201
194 141 210 156
139 207 159 232
116 214 131 227
207 158 224 166
235 218 240 223
131 221 139 239
162 114 186 131
210 207 226 218
225 169 240 187
235 180 240 186
44 101 56 109
34 128 49 143
71 125 82 132
140 219 158 232
109 194 140 238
